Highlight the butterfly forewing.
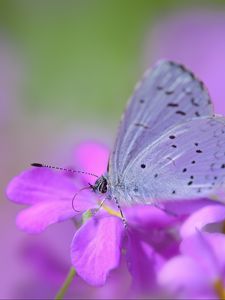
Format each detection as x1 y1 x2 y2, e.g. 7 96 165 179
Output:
121 116 225 204
109 61 213 185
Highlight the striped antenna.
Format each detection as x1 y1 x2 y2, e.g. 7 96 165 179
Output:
31 163 98 178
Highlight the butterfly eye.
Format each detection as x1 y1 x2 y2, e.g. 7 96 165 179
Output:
98 178 108 194
99 183 107 193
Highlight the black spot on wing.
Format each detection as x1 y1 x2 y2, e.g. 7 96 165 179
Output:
176 110 186 116
167 103 179 107
165 90 174 95
169 135 176 139
196 149 203 153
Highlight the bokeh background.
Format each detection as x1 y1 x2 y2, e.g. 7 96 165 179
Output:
2 0 225 298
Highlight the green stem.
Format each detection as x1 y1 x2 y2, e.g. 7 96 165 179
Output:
55 267 76 300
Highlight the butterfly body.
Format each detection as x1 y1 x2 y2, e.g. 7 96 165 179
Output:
93 60 225 206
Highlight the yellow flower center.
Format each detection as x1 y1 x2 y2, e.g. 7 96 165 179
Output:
101 203 121 218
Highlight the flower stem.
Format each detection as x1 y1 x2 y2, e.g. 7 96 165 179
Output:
55 267 76 300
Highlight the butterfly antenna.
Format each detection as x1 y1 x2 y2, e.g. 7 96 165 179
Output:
31 163 98 178
72 185 93 212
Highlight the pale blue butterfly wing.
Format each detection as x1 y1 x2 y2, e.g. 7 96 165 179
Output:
121 116 225 204
109 61 213 188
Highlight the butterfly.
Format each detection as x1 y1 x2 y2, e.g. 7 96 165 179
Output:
33 60 225 220
92 60 225 210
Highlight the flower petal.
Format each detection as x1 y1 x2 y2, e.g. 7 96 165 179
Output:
6 168 87 205
180 204 225 238
126 206 180 261
126 227 165 293
74 141 109 184
158 255 213 298
125 205 178 230
16 201 78 233
71 214 123 286
181 232 225 279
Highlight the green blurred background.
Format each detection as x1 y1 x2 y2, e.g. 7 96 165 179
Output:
2 0 225 298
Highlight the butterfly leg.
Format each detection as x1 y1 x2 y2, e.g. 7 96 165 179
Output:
114 197 127 228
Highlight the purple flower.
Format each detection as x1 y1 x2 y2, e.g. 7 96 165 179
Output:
7 140 225 297
157 200 225 299
181 203 225 239
7 141 109 233
158 231 225 299
7 141 181 292
71 203 180 292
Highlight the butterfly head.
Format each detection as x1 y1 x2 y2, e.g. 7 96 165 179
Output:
92 175 108 194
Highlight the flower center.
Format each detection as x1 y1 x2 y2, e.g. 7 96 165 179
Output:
101 203 121 218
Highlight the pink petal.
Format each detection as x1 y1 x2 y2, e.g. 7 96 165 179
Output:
126 227 165 293
74 141 109 184
125 205 178 229
6 168 87 205
158 255 212 298
181 232 225 279
181 204 225 238
125 206 180 260
206 233 225 268
16 201 78 233
71 214 123 286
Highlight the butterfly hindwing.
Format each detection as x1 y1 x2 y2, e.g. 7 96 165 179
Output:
121 116 225 204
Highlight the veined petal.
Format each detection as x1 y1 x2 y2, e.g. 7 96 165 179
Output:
16 200 79 233
6 168 88 205
71 213 123 286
